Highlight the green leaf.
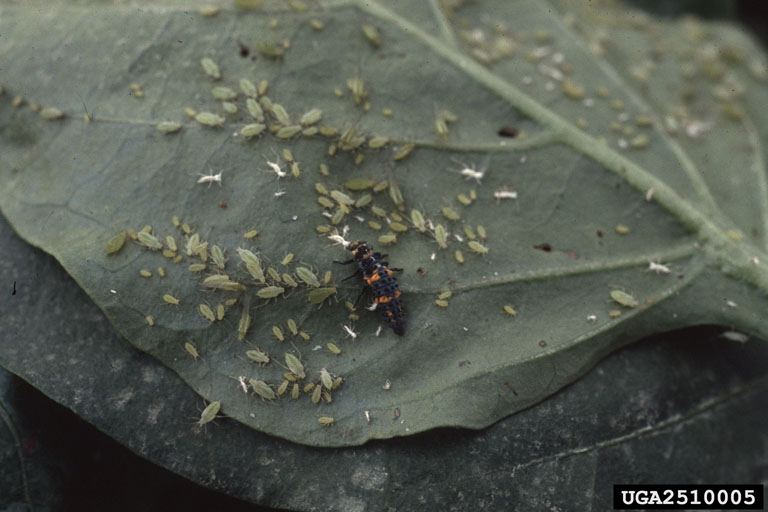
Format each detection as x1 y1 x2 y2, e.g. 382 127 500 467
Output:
1 0 768 447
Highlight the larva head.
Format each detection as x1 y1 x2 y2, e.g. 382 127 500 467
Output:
348 240 373 261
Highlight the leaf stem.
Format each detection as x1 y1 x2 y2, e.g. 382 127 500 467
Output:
427 240 699 294
427 0 459 50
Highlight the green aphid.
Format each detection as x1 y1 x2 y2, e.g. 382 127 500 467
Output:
315 183 329 196
442 207 460 221
281 253 295 265
311 384 322 404
327 343 341 355
361 23 380 46
437 291 452 300
345 178 376 191
257 286 285 299
165 235 177 252
291 383 301 399
238 298 251 340
211 86 237 100
390 222 408 233
241 123 266 137
200 58 221 79
163 294 181 305
211 245 226 270
140 269 152 278
40 107 64 120
285 353 305 379
272 325 285 342
317 196 335 209
277 380 290 396
216 304 225 321
463 226 476 240
145 315 155 326
435 117 448 139
322 270 332 285
287 318 298 336
368 220 382 230
195 112 225 127
468 240 489 254
267 267 281 282
184 342 200 360
338 126 365 150
239 78 258 97
276 125 301 139
371 205 387 218
457 193 472 206
187 262 206 272
330 208 345 225
256 40 284 58
201 274 246 291
308 287 337 304
106 231 127 255
330 190 355 206
199 304 216 322
393 143 415 161
378 232 397 245
477 225 487 239
368 136 389 149
355 194 373 208
249 379 276 400
136 231 162 251
317 416 334 426
434 224 448 249
271 103 290 125
198 401 220 426
246 349 269 364
246 98 264 121
320 368 334 390
296 267 321 287
454 250 465 263
434 299 450 308
410 210 427 232
282 273 298 288
157 121 182 133
346 76 367 104
610 289 638 308
299 331 311 341
300 108 323 126
373 180 389 193
630 135 650 149
388 181 404 209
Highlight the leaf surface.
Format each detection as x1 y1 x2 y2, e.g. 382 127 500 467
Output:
1 0 768 446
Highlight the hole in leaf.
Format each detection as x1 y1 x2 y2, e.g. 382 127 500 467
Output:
497 126 519 138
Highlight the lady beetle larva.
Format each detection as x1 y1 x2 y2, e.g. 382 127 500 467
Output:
337 241 405 335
